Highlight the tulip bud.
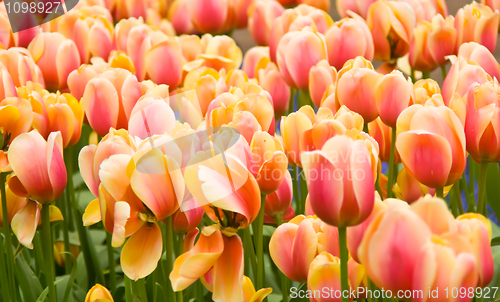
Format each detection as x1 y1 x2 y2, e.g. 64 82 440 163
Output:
249 0 285 46
280 107 314 166
393 168 435 203
242 46 270 79
325 15 374 70
270 215 339 282
426 14 457 67
413 78 440 104
0 97 33 145
28 32 81 91
188 0 229 34
307 252 344 302
264 170 294 224
85 284 114 302
258 62 291 117
0 48 45 87
366 0 416 61
396 104 466 188
8 131 67 204
375 70 413 128
301 135 375 227
277 28 327 90
172 206 204 234
145 39 184 89
54 241 79 268
308 60 336 107
368 118 400 163
455 2 499 53
168 0 197 35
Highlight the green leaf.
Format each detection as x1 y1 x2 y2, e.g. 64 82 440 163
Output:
35 277 65 302
486 164 500 220
15 253 43 301
62 251 79 302
492 236 500 246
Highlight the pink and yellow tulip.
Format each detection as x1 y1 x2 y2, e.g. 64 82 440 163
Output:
455 2 499 53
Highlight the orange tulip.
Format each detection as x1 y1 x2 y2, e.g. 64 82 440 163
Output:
188 0 229 34
0 183 27 227
455 2 499 53
393 167 435 204
8 131 66 204
81 69 143 136
442 57 491 105
269 215 339 282
308 60 336 107
325 15 374 70
170 225 245 302
307 252 344 302
464 81 500 162
277 27 327 90
426 14 457 67
85 284 114 302
298 0 330 11
248 0 285 46
396 104 466 188
197 35 243 72
242 275 272 302
0 96 33 145
336 64 382 123
375 70 413 128
280 106 315 166
368 118 400 163
249 131 288 194
366 0 416 61
242 46 270 79
336 0 377 18
458 42 500 81
301 135 375 227
263 170 294 224
0 48 45 88
145 39 184 89
27 32 81 91
172 206 204 234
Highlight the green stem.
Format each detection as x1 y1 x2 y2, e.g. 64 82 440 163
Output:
242 227 257 282
254 194 266 291
386 127 397 198
60 192 72 274
450 184 459 217
164 217 177 302
176 233 184 302
33 231 44 276
436 188 444 199
440 65 447 82
422 72 431 79
363 123 369 134
288 88 295 115
367 278 375 302
135 278 148 302
0 172 15 299
106 232 116 294
276 214 288 302
477 161 489 216
299 89 313 109
0 235 11 302
124 275 133 302
291 166 301 215
452 182 464 215
338 227 349 302
41 205 57 302
298 167 307 214
460 174 475 212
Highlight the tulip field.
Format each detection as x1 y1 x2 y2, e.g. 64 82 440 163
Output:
3 0 500 301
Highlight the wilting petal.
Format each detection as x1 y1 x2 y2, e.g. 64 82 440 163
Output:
212 235 244 302
121 222 163 280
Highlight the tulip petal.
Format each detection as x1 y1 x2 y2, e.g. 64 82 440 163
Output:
83 198 102 226
11 200 40 249
212 235 244 302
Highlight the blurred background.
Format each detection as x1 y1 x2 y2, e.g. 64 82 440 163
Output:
232 0 499 77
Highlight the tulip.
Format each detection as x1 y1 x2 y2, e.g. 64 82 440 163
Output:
325 15 374 70
368 118 400 163
280 106 314 166
145 39 184 89
409 20 439 72
393 168 435 204
81 69 143 136
458 42 500 81
307 252 343 302
128 96 176 139
248 0 285 46
482 0 500 12
0 183 26 228
54 241 79 267
258 62 291 116
172 206 204 234
269 215 339 282
336 65 382 123
333 105 364 131
8 131 66 204
455 2 499 53
242 46 270 79
27 32 81 91
298 0 330 11
249 131 288 194
188 0 229 34
198 35 243 72
85 284 114 302
426 14 457 67
442 57 491 105
375 70 413 128
0 48 45 88
301 134 375 227
366 0 416 61
168 0 197 35
456 213 494 287
0 96 33 146
170 225 244 302
336 0 377 19
413 78 441 104
396 104 466 190
264 170 294 224
277 27 327 90
242 276 272 302
308 60 336 107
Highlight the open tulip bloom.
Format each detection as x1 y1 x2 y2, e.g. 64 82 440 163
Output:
2 0 500 302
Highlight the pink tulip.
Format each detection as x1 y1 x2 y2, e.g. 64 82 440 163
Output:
336 0 378 19
172 206 204 234
301 135 375 227
28 32 81 91
375 70 413 128
455 2 499 53
188 0 229 34
258 62 291 116
8 131 67 204
325 14 374 70
0 48 45 88
308 60 336 107
277 28 327 90
417 14 457 68
263 170 294 224
368 117 400 163
248 0 285 46
242 46 270 79
145 39 184 89
458 42 500 81
168 0 198 35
